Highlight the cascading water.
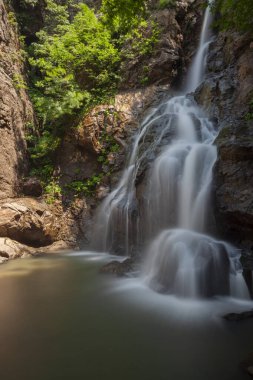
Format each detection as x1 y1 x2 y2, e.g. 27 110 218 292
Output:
92 4 249 299
185 1 213 92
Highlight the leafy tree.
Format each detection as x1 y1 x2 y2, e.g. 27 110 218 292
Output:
21 0 159 196
101 0 147 35
29 3 120 126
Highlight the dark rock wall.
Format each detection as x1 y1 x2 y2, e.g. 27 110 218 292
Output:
120 0 203 90
195 32 253 256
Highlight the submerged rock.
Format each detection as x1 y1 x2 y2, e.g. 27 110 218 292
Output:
223 310 253 322
240 353 253 377
100 258 137 277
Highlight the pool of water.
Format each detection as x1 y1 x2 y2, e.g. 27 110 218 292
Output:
0 252 252 380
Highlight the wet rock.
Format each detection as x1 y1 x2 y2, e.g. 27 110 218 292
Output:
100 258 137 277
96 185 110 200
195 32 253 257
223 310 253 322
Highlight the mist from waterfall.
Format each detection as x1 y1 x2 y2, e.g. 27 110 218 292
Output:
92 4 249 299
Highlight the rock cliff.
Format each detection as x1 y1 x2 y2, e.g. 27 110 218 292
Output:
0 0 74 262
0 0 33 199
195 32 253 259
120 0 203 89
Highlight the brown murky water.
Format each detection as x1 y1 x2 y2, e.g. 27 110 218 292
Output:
0 252 252 380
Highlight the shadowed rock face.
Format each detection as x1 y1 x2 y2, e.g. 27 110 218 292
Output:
0 0 33 199
120 0 203 90
195 32 253 258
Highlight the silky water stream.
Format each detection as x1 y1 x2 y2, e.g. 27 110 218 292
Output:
93 3 249 300
0 4 252 380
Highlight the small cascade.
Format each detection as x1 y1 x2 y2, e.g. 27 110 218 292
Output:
92 110 157 255
185 2 213 92
92 4 249 299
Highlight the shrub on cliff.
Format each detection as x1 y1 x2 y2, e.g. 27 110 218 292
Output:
101 0 147 35
210 0 253 33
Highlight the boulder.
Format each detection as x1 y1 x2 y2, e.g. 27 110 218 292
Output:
0 237 32 261
0 237 74 265
22 177 43 197
0 198 59 246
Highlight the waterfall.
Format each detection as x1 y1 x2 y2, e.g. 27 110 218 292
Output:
185 2 213 92
92 4 249 299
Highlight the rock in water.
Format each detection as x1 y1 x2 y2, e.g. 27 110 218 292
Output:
223 310 253 322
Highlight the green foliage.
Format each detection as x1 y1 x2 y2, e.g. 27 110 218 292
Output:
245 98 253 121
44 178 62 204
26 128 61 202
101 0 147 35
29 3 120 127
12 73 28 90
43 0 70 35
97 128 120 164
18 0 159 200
210 0 253 33
27 0 158 129
30 163 54 183
7 11 18 27
122 20 160 59
158 0 176 9
28 131 61 159
66 174 103 195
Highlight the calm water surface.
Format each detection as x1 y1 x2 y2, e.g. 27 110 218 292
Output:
0 252 252 380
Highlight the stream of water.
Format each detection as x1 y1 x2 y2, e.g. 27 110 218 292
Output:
92 3 249 299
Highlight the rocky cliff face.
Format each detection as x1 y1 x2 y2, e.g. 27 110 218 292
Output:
195 32 253 258
0 1 74 263
0 0 33 199
120 0 203 89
